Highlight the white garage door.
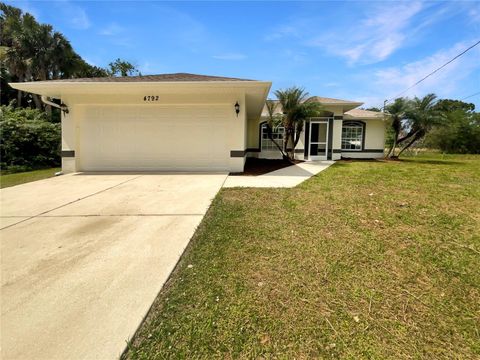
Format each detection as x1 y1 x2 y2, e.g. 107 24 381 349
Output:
78 105 230 171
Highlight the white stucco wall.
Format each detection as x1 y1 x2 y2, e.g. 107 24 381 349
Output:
229 92 246 172
61 91 248 173
60 106 76 173
247 117 260 149
364 119 386 150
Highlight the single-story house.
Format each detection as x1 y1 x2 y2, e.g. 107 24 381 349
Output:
9 73 387 173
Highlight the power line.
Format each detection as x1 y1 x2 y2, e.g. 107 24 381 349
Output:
461 91 480 100
385 40 480 105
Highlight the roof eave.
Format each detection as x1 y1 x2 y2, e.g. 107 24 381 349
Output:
344 114 388 121
321 101 363 106
8 80 270 86
8 80 272 98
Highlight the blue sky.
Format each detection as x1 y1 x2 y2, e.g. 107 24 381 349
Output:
9 0 480 108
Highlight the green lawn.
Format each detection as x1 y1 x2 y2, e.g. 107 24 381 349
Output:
0 168 61 188
124 153 480 359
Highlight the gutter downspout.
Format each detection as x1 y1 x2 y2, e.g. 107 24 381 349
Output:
41 96 68 176
41 95 69 114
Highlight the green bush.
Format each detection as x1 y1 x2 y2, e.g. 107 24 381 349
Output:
424 110 480 154
0 105 61 171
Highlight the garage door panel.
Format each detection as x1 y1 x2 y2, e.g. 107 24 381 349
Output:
79 105 230 171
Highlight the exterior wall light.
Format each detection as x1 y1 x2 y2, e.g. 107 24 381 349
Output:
235 101 240 117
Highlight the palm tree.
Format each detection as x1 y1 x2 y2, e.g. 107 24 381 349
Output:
2 5 29 106
385 97 408 158
396 93 442 157
274 87 323 160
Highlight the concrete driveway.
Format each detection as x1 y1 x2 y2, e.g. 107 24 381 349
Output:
0 172 227 360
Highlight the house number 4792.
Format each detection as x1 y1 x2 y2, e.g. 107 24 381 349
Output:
144 95 159 101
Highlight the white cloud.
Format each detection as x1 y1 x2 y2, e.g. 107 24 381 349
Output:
365 40 479 107
280 49 309 65
99 23 124 36
265 1 471 66
468 7 480 23
324 82 340 88
308 1 424 64
5 0 90 30
264 25 300 41
375 41 480 98
137 61 167 75
333 40 480 109
212 53 247 60
154 5 209 49
54 1 91 30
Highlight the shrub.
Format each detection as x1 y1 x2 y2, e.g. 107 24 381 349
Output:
0 105 61 170
424 110 480 154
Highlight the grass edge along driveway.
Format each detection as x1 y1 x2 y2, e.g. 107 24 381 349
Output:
129 154 476 358
0 168 60 188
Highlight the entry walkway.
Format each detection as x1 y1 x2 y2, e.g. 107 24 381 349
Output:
223 161 334 188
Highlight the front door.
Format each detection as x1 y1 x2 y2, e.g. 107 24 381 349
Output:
309 120 328 160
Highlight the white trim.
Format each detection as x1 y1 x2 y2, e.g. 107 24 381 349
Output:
341 152 384 159
308 120 329 161
260 123 285 151
341 121 364 151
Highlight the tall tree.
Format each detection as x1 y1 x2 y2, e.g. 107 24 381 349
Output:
396 94 443 157
385 98 408 158
274 87 323 160
0 3 110 109
424 100 479 154
434 99 475 113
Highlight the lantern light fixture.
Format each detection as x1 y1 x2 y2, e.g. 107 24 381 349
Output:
234 101 240 117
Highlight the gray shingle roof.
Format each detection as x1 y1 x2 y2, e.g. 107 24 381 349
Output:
46 73 255 83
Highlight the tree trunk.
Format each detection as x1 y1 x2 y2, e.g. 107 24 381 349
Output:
390 136 398 158
397 135 420 157
266 126 287 158
385 144 393 158
386 128 400 159
16 90 23 107
293 128 302 148
32 94 43 111
397 129 418 145
286 131 295 161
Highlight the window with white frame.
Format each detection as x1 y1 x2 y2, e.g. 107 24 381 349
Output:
261 123 285 151
341 121 364 150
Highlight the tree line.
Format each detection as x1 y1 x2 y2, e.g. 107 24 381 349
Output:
383 96 479 156
0 3 140 172
0 3 139 114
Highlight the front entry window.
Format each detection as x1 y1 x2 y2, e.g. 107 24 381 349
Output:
342 121 364 150
261 123 284 151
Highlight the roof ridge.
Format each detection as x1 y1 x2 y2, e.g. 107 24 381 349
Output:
40 72 256 83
